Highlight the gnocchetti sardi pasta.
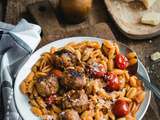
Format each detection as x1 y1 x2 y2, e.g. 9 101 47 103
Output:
20 40 145 120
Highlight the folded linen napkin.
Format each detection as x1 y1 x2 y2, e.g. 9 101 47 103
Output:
0 19 41 120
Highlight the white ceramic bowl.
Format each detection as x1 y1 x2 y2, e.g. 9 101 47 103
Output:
14 37 151 120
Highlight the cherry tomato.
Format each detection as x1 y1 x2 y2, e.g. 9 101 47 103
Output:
92 64 106 77
116 54 129 69
112 99 129 117
53 69 63 78
104 72 120 91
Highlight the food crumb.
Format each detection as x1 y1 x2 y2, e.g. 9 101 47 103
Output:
149 40 152 43
150 52 160 61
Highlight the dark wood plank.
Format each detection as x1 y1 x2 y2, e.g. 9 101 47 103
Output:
37 23 116 48
0 1 2 20
4 0 44 24
63 23 116 41
28 1 63 35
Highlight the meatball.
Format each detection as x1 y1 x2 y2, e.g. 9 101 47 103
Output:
35 75 59 97
62 90 88 113
61 67 86 90
59 109 80 120
52 49 80 69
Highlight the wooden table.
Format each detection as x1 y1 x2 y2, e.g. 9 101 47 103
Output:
1 0 160 120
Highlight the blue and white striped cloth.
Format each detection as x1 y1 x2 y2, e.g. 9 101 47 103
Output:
0 19 41 120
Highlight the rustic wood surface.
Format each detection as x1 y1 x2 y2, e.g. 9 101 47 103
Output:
28 1 116 48
1 0 160 120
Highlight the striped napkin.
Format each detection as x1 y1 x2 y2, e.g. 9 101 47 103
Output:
0 19 41 120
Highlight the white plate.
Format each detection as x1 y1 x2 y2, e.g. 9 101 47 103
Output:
14 37 151 120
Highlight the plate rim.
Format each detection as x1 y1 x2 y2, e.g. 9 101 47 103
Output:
14 36 151 120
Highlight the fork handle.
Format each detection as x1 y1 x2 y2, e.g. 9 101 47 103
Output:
138 74 160 99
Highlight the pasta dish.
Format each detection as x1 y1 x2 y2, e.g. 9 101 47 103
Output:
20 40 145 120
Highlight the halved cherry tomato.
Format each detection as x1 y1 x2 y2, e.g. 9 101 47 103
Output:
116 54 129 69
52 69 63 78
104 72 120 91
112 99 129 117
92 64 106 77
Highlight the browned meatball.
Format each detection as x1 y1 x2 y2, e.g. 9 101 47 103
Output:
59 109 81 120
35 75 59 97
52 49 80 69
61 67 86 90
62 90 88 113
